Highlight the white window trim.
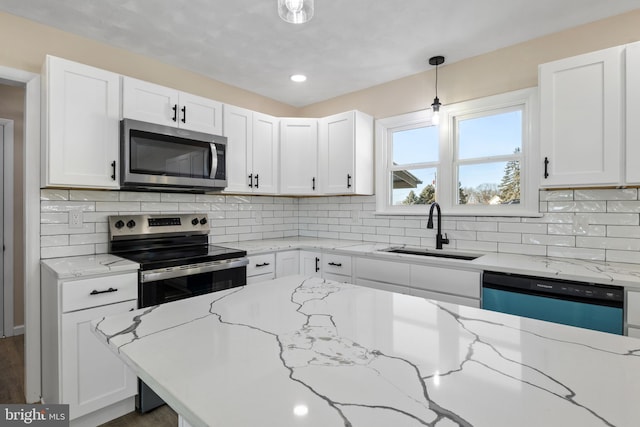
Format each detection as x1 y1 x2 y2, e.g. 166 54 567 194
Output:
375 87 540 217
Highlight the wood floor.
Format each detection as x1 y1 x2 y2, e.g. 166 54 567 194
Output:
0 335 177 426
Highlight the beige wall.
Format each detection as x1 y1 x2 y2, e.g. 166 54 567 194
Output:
0 84 25 328
0 12 297 117
299 9 640 119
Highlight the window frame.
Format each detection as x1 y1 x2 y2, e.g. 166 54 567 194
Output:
375 88 539 216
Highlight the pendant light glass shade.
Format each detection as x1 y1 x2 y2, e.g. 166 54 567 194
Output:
278 0 314 24
428 55 445 126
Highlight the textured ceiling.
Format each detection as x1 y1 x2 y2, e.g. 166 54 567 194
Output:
1 1 639 107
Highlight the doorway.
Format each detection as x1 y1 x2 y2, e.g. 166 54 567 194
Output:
0 118 15 338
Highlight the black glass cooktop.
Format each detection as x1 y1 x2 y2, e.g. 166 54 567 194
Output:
118 245 246 271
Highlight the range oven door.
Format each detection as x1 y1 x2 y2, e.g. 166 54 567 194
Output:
138 259 247 308
136 258 247 413
121 118 227 190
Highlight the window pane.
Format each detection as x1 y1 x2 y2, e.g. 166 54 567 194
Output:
391 168 437 205
458 110 522 160
458 161 520 205
392 126 438 165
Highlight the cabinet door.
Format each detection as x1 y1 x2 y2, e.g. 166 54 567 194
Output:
539 46 623 187
179 92 222 134
252 112 279 194
223 105 252 193
122 76 179 126
275 250 300 277
61 300 137 420
280 118 318 195
299 251 322 277
626 41 640 184
320 111 355 194
45 56 120 188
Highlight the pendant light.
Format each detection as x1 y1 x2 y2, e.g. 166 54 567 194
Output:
278 0 314 24
429 56 445 125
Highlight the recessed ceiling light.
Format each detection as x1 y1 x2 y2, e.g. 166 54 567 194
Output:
290 74 307 83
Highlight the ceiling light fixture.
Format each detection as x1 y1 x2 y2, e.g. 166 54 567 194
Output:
278 0 314 24
290 74 307 82
429 55 445 126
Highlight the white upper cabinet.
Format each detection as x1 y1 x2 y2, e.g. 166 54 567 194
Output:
122 77 222 134
539 46 624 187
319 110 374 195
42 55 120 189
626 41 640 184
223 105 279 194
280 118 319 195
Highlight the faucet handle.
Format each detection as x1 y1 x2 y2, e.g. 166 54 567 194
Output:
442 233 450 245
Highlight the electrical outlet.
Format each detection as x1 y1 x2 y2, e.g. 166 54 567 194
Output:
69 208 83 228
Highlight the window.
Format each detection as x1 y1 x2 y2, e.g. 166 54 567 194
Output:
375 88 538 216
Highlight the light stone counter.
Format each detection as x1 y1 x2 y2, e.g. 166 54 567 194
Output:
93 275 640 427
225 238 640 290
41 254 139 279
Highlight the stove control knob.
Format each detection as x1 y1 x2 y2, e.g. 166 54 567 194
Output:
126 220 136 229
114 220 125 229
191 218 199 226
200 217 208 225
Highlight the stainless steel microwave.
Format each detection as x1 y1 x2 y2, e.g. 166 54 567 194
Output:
120 119 227 192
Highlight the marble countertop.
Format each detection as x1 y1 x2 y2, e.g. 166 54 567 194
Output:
93 275 640 427
225 238 640 290
41 254 140 279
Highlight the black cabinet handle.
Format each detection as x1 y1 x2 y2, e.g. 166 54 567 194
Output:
347 174 352 189
328 262 342 267
315 257 320 273
312 177 316 191
181 106 186 123
544 157 549 179
111 161 116 180
90 287 118 296
248 174 253 188
172 104 178 122
255 262 270 268
255 174 259 189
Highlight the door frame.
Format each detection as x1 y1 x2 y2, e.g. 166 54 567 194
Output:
0 118 14 338
0 66 41 403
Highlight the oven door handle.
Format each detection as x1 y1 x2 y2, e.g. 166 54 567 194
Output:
140 257 249 283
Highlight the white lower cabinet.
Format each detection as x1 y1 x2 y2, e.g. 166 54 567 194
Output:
626 290 640 337
246 253 276 284
299 251 323 277
41 267 138 426
275 250 300 277
355 257 481 308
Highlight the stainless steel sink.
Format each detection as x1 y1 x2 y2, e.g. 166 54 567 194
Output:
378 247 481 261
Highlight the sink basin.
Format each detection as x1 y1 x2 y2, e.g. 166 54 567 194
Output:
378 247 481 261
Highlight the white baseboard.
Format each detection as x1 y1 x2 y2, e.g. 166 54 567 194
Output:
13 324 24 336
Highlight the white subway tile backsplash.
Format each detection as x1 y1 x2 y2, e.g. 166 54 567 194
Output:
607 201 640 213
574 188 637 201
539 190 573 201
547 246 605 261
38 189 640 265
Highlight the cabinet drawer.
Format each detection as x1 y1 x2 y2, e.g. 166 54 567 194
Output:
62 273 138 313
356 257 410 286
247 253 275 277
410 265 480 299
627 291 640 326
409 288 480 308
323 254 352 276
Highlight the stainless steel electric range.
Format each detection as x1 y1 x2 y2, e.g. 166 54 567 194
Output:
108 213 248 413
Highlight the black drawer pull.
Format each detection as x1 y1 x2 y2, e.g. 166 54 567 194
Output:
544 157 549 179
328 262 342 267
90 287 118 296
255 262 270 268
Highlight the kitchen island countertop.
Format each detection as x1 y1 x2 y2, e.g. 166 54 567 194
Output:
93 275 640 427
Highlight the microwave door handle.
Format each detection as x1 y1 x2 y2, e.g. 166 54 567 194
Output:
209 143 218 179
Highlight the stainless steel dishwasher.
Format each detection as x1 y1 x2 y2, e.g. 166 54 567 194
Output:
482 271 624 335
